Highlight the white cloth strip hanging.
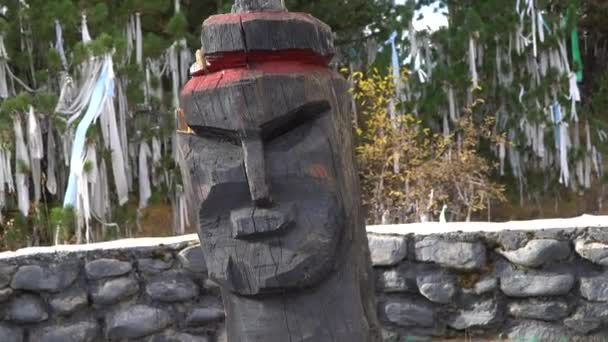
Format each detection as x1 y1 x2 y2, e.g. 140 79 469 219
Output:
469 35 479 88
136 13 143 67
81 14 92 43
46 125 57 195
55 20 68 70
14 117 30 217
138 142 152 209
0 35 9 98
27 107 43 205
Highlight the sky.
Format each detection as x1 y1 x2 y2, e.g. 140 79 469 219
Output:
395 0 449 31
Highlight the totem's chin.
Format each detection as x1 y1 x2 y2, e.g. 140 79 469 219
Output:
220 250 336 297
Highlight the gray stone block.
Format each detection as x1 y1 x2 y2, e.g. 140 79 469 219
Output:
105 305 173 340
85 258 132 280
468 276 497 295
448 299 498 330
508 321 571 341
497 239 571 268
368 234 408 266
91 276 139 305
377 269 415 293
415 239 486 270
186 308 225 326
563 302 608 334
10 264 78 292
507 299 570 321
49 287 88 315
416 274 456 304
0 287 14 302
384 299 435 328
33 321 99 342
0 263 16 288
146 273 199 302
580 275 608 302
575 239 608 266
500 271 575 297
6 294 48 323
0 325 22 342
148 330 210 342
178 245 207 273
138 258 174 274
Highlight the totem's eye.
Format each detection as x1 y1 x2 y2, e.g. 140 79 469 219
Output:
261 101 330 142
189 126 241 146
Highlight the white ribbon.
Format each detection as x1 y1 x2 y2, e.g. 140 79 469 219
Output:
14 118 30 217
81 14 92 43
27 106 43 205
469 35 479 88
136 13 143 67
138 142 152 209
46 125 57 195
55 20 68 70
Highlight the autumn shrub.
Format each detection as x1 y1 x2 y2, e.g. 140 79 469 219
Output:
353 68 506 224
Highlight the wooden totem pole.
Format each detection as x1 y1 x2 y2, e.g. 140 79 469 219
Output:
178 0 381 340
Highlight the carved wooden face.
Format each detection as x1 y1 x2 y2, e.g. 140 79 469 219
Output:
179 70 351 296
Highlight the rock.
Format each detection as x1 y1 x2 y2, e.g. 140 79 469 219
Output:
497 239 571 268
0 263 16 288
33 321 99 342
417 275 456 304
146 273 199 302
368 234 408 266
575 239 608 266
186 308 225 326
507 299 570 321
0 287 14 302
0 325 22 342
91 276 139 305
105 305 173 339
377 269 415 293
10 264 78 292
178 245 207 273
500 271 574 297
468 276 497 295
415 239 486 271
49 287 88 315
85 259 132 280
508 321 571 341
6 295 48 323
138 258 174 274
148 330 210 342
563 302 608 334
384 299 435 328
448 300 497 330
580 275 608 302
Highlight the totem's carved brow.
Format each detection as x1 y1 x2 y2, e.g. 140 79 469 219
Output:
189 125 241 145
261 100 330 142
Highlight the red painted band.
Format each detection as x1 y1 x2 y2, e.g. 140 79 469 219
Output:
200 49 332 75
182 61 336 94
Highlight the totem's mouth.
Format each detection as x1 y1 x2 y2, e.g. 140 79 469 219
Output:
229 203 296 239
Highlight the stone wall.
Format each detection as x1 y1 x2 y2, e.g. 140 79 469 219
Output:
2 216 608 341
0 236 223 342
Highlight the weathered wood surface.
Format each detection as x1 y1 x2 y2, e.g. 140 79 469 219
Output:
232 0 286 13
179 1 381 341
202 12 334 58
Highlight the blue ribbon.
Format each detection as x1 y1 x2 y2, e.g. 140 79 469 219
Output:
63 58 113 207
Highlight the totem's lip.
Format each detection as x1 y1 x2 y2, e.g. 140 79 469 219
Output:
230 203 296 240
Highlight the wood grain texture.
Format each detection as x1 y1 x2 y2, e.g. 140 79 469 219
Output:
202 12 334 58
180 2 381 341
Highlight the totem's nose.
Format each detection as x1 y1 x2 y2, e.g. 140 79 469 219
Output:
230 204 296 239
241 135 271 207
